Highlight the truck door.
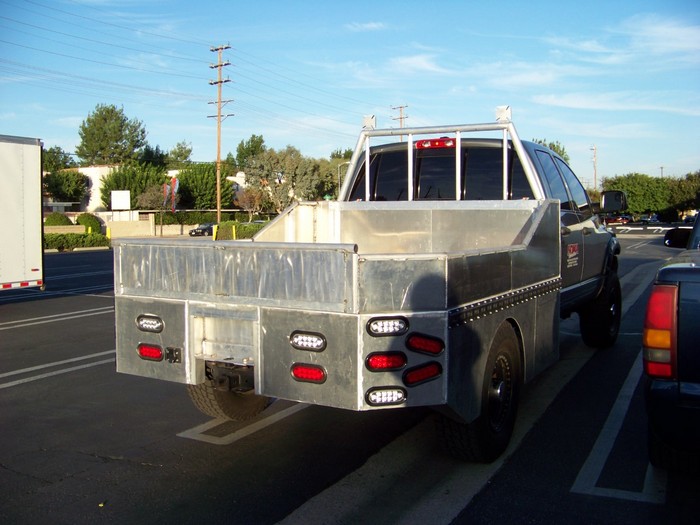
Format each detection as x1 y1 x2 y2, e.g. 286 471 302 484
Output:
535 150 583 287
554 157 607 282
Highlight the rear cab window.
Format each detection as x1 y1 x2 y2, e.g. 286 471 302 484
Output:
349 143 535 201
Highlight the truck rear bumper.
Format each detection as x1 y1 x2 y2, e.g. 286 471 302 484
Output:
116 296 448 412
645 378 700 452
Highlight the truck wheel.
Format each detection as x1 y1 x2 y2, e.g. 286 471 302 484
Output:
579 272 621 349
187 381 272 421
435 323 521 462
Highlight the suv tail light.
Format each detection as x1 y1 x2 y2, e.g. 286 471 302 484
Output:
642 284 678 379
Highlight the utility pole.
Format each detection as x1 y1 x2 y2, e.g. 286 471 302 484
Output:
208 44 233 223
391 105 408 141
590 145 597 190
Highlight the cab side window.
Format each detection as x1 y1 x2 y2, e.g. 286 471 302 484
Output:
555 158 591 217
536 150 573 210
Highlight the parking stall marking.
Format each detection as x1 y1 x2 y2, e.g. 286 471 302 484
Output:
0 350 115 390
571 352 667 504
0 306 115 330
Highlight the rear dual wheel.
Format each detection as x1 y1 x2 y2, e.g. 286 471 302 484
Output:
436 323 521 462
187 380 272 421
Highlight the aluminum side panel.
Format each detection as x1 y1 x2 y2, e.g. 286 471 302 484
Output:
259 309 361 408
114 240 356 313
115 296 198 383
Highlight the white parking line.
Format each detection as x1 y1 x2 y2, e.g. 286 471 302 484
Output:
571 352 667 503
0 353 115 389
0 306 114 330
0 350 116 379
177 402 309 445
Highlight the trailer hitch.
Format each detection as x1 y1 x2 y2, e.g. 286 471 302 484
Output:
206 362 255 392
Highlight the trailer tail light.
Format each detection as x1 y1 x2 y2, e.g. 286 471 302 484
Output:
137 343 164 361
291 363 327 384
406 333 444 355
642 284 678 379
290 331 326 351
403 362 442 386
136 314 164 333
366 352 407 371
366 387 407 406
415 137 455 149
367 317 408 336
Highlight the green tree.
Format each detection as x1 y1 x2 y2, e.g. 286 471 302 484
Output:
75 104 147 165
330 148 353 160
236 134 266 169
138 144 167 167
666 171 700 217
245 146 304 213
532 139 570 164
43 146 76 173
602 173 670 216
43 169 89 203
99 162 168 210
136 183 180 210
177 163 234 209
166 141 193 170
236 187 265 221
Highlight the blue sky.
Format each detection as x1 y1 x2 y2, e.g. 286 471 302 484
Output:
1 0 698 188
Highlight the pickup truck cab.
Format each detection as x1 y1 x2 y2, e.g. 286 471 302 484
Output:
344 134 624 348
644 217 700 470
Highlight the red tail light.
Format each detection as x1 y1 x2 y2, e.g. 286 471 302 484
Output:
366 352 407 371
642 284 678 379
291 363 327 384
403 362 442 386
137 343 164 361
415 138 456 149
406 333 444 355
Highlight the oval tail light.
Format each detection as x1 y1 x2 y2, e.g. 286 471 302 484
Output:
291 363 327 384
403 362 442 386
138 343 164 361
366 352 407 371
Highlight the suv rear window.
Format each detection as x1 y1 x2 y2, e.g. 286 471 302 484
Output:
349 145 534 201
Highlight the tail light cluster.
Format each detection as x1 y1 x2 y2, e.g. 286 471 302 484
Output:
364 317 444 406
642 284 678 379
287 317 445 407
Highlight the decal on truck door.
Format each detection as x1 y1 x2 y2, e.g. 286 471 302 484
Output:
567 243 580 268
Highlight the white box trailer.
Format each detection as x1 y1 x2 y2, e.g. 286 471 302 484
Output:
0 135 44 291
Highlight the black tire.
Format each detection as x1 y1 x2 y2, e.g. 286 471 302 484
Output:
187 381 272 421
579 271 621 349
435 323 521 462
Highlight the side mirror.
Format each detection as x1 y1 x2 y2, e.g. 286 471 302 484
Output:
664 227 692 249
599 190 628 213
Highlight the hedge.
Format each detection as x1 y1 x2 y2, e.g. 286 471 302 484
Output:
45 233 110 251
76 213 102 234
44 212 73 226
216 221 267 240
